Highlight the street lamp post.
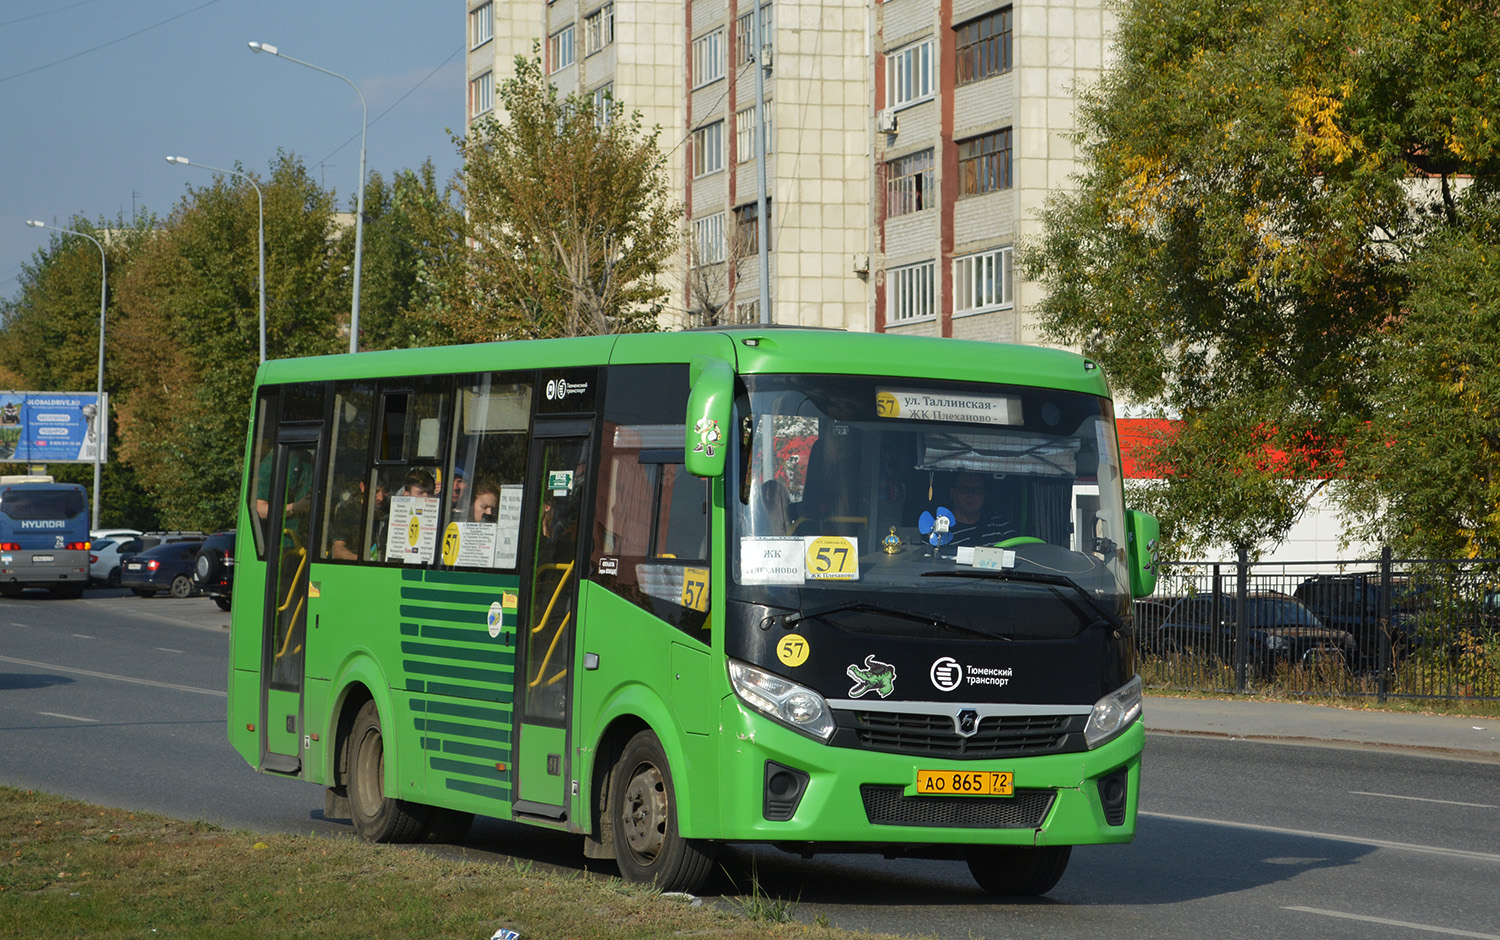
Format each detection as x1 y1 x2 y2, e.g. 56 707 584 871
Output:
24 220 107 532
166 156 266 364
248 40 366 354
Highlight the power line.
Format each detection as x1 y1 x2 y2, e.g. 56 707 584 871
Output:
0 0 227 85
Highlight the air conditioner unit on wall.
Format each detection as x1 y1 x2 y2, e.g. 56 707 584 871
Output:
877 109 897 134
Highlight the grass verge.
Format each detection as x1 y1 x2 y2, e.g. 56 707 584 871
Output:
0 787 903 940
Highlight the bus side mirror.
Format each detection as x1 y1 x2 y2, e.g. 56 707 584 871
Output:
685 356 733 478
1126 509 1160 598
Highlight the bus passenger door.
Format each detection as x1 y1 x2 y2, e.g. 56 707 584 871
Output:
514 427 591 818
259 430 319 775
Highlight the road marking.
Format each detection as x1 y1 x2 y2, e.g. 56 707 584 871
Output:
39 712 98 723
73 634 94 639
1284 906 1500 939
1348 791 1496 809
155 647 185 654
1142 811 1500 863
0 655 225 697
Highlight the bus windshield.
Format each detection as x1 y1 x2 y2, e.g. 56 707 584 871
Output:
729 374 1130 639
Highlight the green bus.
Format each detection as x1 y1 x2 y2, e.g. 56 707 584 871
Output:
226 327 1159 895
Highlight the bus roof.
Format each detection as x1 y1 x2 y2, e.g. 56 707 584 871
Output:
254 330 1111 399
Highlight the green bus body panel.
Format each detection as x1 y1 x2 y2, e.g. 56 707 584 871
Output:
517 725 567 805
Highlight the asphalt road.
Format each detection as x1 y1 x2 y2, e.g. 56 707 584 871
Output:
3 590 1498 940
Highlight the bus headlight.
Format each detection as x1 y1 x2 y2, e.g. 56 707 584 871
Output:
729 659 836 742
1084 676 1142 749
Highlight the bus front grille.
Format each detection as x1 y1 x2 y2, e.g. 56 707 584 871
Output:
843 710 1081 759
859 785 1054 829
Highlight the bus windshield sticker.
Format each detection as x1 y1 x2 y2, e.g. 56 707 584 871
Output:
681 566 710 611
547 469 574 495
494 485 525 568
846 654 896 698
959 546 1016 570
739 536 805 584
805 536 859 580
447 520 499 567
875 388 1021 426
387 494 440 564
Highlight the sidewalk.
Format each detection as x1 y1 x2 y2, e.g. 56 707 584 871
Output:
1144 695 1500 763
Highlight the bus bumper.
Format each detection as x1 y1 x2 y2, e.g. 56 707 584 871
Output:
711 697 1142 848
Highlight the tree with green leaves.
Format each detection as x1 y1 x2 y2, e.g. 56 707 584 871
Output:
1023 0 1500 558
452 53 677 341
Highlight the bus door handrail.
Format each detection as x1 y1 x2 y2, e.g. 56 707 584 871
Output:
274 542 309 661
528 561 575 688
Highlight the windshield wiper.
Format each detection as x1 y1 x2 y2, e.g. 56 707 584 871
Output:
921 567 1120 631
784 600 998 640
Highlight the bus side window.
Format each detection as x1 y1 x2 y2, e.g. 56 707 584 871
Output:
321 382 377 561
444 375 532 570
247 392 276 560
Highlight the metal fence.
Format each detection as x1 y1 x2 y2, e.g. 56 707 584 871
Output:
1136 549 1500 702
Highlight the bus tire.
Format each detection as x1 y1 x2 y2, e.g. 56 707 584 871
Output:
966 844 1071 897
422 807 474 844
609 730 714 892
347 700 428 843
169 574 193 598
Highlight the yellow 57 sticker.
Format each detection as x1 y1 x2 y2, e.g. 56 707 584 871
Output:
777 633 810 667
680 567 710 611
805 536 859 580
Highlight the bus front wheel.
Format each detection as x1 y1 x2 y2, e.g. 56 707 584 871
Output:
347 701 428 843
966 844 1071 896
609 730 715 892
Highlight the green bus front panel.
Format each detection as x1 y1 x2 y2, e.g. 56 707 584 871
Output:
710 699 1143 847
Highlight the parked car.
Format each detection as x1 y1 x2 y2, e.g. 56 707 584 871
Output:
1156 591 1355 676
192 531 235 611
1132 597 1178 653
91 527 143 543
137 530 208 551
1293 574 1431 672
118 540 204 598
89 536 144 587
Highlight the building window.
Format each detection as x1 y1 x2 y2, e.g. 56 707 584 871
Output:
692 121 724 177
887 261 936 322
693 29 726 87
585 3 615 56
549 25 575 72
735 104 773 160
592 82 614 125
887 39 933 108
954 247 1013 315
693 213 726 265
734 4 772 69
956 6 1012 85
885 149 934 217
735 200 771 255
469 71 494 117
958 128 1013 196
470 2 494 49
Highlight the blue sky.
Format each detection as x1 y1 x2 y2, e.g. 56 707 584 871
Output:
1 0 466 299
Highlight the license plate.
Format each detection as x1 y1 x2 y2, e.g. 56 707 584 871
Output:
32 554 53 563
125 562 140 571
915 769 1014 796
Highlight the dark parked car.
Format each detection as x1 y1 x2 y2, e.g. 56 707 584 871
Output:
1293 574 1431 672
1156 591 1354 676
192 531 235 611
119 540 204 598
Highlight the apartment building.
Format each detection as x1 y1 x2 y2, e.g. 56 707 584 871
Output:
465 0 1114 339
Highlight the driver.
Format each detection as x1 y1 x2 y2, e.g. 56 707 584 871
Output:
946 472 1017 546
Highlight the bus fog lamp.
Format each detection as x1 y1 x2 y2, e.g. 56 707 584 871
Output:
1084 676 1142 749
729 660 835 741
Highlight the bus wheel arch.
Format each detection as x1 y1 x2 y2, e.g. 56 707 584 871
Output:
607 728 716 892
344 698 428 843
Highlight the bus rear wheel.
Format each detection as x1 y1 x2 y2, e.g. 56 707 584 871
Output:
965 844 1071 897
346 701 428 843
609 730 714 892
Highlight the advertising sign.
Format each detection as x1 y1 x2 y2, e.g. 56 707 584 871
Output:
0 392 108 464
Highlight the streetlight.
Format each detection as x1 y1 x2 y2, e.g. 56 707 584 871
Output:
24 220 107 531
248 40 367 354
167 156 266 364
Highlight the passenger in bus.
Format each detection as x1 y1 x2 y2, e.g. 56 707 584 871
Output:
402 468 436 498
254 448 314 521
944 472 1017 547
330 477 386 560
469 479 500 523
449 468 468 517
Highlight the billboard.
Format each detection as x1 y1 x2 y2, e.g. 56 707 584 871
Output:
0 391 108 464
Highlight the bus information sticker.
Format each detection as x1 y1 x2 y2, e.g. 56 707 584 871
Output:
777 633 810 667
387 495 440 564
547 470 574 495
680 566 710 611
494 485 524 568
739 537 806 584
448 521 499 568
875 388 1021 426
805 536 859 580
